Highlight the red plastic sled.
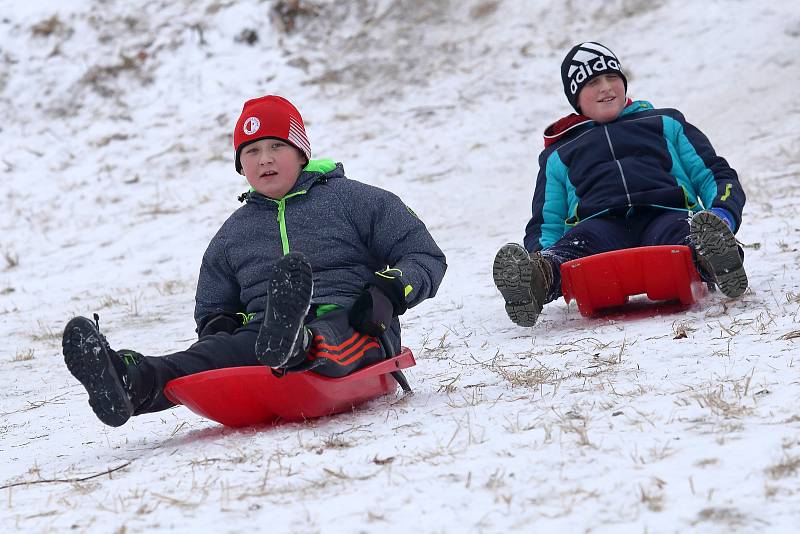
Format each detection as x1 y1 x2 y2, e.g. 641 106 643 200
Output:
560 245 706 317
164 348 415 428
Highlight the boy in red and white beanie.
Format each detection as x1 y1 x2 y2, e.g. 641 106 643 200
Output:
493 42 748 328
233 95 312 200
62 95 447 427
233 95 311 172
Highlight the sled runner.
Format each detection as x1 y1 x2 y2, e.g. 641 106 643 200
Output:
163 347 415 427
560 245 706 317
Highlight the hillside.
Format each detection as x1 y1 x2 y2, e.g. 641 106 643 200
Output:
2 0 800 532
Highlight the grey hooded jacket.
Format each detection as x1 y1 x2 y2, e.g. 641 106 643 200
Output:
194 159 447 343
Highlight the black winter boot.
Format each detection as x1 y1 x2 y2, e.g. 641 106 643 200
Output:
255 252 314 368
689 211 748 298
62 316 140 427
493 243 554 327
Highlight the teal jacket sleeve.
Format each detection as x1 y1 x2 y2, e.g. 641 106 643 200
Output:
666 109 745 231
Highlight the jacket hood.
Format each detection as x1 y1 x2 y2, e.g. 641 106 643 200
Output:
542 99 652 148
543 114 593 148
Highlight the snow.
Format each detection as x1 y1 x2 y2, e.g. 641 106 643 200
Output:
1 0 799 531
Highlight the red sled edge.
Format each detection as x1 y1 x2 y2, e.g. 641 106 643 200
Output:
560 245 706 317
163 348 415 427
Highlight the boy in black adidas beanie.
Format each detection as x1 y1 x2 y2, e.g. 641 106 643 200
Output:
493 41 747 327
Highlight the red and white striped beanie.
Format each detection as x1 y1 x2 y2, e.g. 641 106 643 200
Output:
233 95 311 173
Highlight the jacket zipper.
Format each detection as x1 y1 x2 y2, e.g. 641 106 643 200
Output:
270 190 307 254
603 125 632 208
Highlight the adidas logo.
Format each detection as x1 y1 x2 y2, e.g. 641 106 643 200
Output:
568 53 621 95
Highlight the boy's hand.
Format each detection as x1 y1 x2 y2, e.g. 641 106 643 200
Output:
197 311 243 338
348 286 395 336
348 270 409 336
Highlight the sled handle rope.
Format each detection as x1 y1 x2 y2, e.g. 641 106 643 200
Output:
379 331 412 393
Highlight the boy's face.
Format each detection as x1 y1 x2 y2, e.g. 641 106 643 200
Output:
577 73 627 123
240 139 306 199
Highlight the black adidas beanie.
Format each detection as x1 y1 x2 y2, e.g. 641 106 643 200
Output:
561 42 628 112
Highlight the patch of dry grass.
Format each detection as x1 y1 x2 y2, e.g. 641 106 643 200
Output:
765 453 800 479
12 348 35 362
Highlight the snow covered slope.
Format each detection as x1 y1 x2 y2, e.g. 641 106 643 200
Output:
1 0 799 531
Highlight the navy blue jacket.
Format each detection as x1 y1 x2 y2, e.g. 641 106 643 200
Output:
524 101 745 252
195 159 447 342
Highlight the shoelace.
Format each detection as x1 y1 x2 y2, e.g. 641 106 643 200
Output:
91 312 113 353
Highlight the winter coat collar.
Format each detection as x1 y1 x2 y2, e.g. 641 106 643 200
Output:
239 159 342 203
542 99 654 148
543 114 593 148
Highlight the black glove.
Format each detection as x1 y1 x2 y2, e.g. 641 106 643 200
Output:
197 311 244 338
348 270 408 336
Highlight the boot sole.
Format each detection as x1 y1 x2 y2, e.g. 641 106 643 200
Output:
492 244 541 327
255 253 313 367
62 317 133 427
690 212 748 298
